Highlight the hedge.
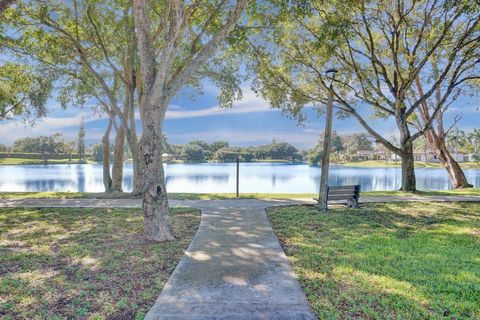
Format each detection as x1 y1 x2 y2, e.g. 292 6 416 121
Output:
0 152 92 159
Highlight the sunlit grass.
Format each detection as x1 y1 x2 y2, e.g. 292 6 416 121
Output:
0 207 200 319
267 202 480 319
1 189 480 200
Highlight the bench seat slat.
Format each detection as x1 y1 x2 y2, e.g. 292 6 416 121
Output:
328 190 358 195
328 195 359 201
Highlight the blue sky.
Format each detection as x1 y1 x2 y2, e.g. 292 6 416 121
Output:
0 81 478 150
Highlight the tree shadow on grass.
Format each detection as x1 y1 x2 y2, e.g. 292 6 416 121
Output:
267 202 480 319
0 207 200 319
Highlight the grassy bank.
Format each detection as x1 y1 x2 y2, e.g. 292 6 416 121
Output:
0 206 200 319
0 158 93 165
338 160 480 169
267 202 480 319
0 189 479 200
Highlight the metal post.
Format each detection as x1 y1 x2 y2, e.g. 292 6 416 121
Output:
236 157 240 197
318 84 334 210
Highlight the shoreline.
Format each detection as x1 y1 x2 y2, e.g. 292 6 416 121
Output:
1 158 479 169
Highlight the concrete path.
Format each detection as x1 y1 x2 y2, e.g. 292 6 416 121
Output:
145 199 315 320
1 194 480 208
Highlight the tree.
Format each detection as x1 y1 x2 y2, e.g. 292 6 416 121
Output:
63 141 76 163
13 133 66 163
132 0 247 241
447 128 468 154
209 141 229 153
468 129 480 155
342 133 373 160
0 63 53 121
0 0 15 12
182 144 205 162
77 116 86 161
0 143 6 152
213 147 254 162
249 0 480 191
91 143 106 163
307 131 343 164
1 1 142 194
255 141 301 160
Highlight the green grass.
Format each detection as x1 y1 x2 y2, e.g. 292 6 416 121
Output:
338 160 480 169
1 189 479 200
267 202 480 319
0 207 200 319
0 158 94 165
362 188 480 197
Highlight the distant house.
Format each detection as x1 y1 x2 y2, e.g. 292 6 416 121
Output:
413 151 438 162
451 151 469 163
162 153 173 161
465 153 477 162
355 150 388 161
355 150 375 161
354 149 470 162
413 151 469 162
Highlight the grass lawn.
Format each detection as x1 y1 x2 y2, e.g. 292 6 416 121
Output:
0 158 94 165
267 202 480 319
1 189 480 200
0 207 200 319
338 160 480 169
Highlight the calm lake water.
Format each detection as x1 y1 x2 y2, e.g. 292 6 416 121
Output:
0 162 479 193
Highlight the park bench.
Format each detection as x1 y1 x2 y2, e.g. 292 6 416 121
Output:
325 185 361 209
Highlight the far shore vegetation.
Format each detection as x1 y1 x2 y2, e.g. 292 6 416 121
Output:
2 129 479 167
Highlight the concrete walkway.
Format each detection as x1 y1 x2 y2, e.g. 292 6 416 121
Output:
146 199 315 320
1 194 480 208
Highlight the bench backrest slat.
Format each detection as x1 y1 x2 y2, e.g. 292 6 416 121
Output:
326 185 361 206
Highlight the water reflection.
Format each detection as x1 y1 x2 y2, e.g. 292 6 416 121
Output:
0 163 479 193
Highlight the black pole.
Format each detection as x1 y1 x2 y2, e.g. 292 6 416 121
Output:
236 157 239 197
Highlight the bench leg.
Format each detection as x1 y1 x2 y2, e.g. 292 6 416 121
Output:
352 198 360 209
347 198 360 209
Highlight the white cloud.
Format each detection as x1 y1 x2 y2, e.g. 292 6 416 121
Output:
165 88 274 120
0 113 104 145
446 105 479 114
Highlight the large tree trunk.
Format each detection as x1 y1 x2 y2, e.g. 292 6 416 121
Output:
111 126 125 192
141 107 174 242
130 146 143 195
102 118 113 192
400 142 416 192
437 144 472 189
397 114 417 192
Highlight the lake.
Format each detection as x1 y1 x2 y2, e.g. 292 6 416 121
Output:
0 162 479 193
